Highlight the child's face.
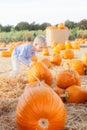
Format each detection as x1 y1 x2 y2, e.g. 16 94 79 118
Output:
33 42 46 52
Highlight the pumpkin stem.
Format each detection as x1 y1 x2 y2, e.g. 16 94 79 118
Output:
66 62 71 72
60 92 69 98
38 118 49 129
32 75 45 87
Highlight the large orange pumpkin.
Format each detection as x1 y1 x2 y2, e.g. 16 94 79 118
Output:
16 82 66 130
28 62 53 86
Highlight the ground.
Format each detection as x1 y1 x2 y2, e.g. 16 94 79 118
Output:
0 44 87 130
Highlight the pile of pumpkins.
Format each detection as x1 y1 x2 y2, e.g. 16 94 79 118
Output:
16 59 87 130
0 41 26 57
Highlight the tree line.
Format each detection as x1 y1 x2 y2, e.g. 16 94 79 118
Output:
0 19 87 32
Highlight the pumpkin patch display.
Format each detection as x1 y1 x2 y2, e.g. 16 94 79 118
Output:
16 82 66 130
28 62 53 86
46 24 69 46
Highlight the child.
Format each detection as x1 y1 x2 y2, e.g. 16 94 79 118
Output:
10 35 47 77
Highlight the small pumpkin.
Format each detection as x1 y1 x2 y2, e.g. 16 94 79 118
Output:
30 55 37 62
56 70 81 89
51 41 58 48
63 59 86 75
64 85 87 103
0 50 11 57
57 43 65 50
50 54 62 66
16 82 66 130
40 58 52 68
28 62 53 86
58 23 65 29
42 48 49 56
81 53 87 66
65 40 72 49
60 49 75 59
53 45 60 54
72 42 80 50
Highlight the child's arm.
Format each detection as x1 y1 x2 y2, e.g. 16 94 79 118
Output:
19 56 33 66
18 47 35 66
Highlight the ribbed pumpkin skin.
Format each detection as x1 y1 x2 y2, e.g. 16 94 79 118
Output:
16 82 66 130
28 62 53 86
63 59 85 75
65 85 87 103
60 49 74 59
40 58 52 68
56 70 81 89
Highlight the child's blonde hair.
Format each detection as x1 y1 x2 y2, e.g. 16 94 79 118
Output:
33 35 47 46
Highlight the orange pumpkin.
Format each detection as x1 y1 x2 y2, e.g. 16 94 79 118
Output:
65 40 72 49
63 59 86 75
42 48 49 56
51 41 58 48
50 54 62 66
28 62 53 86
60 49 75 59
81 53 87 66
64 85 87 103
58 23 65 29
57 43 65 50
56 70 81 89
40 58 52 68
1 43 6 47
30 55 37 62
72 42 80 50
53 45 60 54
16 82 66 130
0 50 11 57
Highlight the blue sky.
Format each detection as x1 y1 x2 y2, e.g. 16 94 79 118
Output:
0 0 87 26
